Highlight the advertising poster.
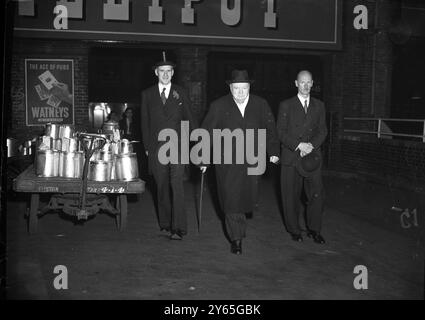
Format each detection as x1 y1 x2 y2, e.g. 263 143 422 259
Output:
25 59 74 126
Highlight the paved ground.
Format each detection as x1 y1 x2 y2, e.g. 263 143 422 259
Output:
5 167 424 300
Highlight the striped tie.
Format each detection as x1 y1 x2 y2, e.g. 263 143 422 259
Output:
161 87 167 105
304 100 308 113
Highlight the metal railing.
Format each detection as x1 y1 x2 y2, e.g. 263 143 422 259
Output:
344 117 425 143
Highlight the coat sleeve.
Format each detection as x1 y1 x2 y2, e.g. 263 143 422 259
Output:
181 88 199 131
197 101 220 166
141 90 150 153
262 100 280 157
276 100 301 151
310 101 328 149
201 102 220 136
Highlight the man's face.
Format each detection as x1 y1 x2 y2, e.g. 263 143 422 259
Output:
155 65 174 85
295 72 313 96
230 82 250 103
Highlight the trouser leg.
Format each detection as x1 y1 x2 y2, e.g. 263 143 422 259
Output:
152 163 171 229
170 164 187 233
225 213 247 241
304 170 324 233
281 165 303 234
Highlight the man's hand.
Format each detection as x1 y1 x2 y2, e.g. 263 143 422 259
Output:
200 166 207 173
145 150 148 156
51 82 73 104
296 142 314 156
270 156 280 164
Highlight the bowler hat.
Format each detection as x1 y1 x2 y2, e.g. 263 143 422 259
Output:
296 150 322 177
226 69 255 85
153 51 176 69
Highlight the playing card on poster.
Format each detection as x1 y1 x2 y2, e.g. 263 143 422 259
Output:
38 70 59 90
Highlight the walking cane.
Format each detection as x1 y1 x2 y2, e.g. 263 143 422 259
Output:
198 169 205 233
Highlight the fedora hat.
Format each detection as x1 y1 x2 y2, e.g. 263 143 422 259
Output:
226 69 255 85
153 51 176 69
296 150 322 177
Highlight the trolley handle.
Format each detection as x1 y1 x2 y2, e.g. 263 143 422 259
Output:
76 132 108 154
75 132 109 220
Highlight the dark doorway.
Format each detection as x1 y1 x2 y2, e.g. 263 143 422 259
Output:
390 37 425 138
207 51 324 116
88 47 178 103
391 38 425 119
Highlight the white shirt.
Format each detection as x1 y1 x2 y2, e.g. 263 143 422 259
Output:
297 93 310 111
158 83 171 99
234 95 249 117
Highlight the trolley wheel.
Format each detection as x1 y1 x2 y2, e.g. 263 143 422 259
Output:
28 193 39 234
115 195 127 231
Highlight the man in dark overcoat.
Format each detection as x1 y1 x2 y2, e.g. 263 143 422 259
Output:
141 54 197 240
276 70 328 244
200 70 280 254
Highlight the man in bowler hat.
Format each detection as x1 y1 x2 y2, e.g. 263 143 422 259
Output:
276 70 328 244
141 52 197 240
200 70 280 254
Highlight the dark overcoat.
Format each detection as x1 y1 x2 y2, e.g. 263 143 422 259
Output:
201 94 280 214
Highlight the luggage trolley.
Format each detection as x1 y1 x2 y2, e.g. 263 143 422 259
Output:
13 133 145 234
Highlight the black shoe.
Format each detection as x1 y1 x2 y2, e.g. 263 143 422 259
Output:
170 230 186 240
307 231 325 244
290 233 303 242
230 240 242 255
160 228 171 236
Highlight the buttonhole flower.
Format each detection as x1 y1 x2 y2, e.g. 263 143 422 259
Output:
172 90 180 100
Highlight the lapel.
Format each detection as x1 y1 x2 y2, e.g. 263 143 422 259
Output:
149 85 167 119
294 96 315 123
243 95 254 120
290 96 304 125
227 95 246 128
304 97 316 127
295 96 308 116
163 84 179 119
150 84 177 120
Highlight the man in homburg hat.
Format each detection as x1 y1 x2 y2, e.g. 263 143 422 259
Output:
276 70 328 244
141 52 197 240
200 69 280 254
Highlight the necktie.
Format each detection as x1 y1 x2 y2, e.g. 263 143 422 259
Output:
304 100 308 114
161 87 167 105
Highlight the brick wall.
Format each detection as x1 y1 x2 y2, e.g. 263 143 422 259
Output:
323 0 425 190
325 0 400 117
9 38 89 145
332 136 425 190
176 47 208 124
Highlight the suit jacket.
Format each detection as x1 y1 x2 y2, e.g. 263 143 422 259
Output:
141 84 197 170
276 96 327 166
201 94 280 214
